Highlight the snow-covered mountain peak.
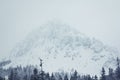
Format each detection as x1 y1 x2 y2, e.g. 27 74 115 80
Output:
2 22 120 76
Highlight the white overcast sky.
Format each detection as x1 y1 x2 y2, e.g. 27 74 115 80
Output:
0 0 120 57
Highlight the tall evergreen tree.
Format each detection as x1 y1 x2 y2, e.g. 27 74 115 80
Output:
58 75 62 80
87 75 92 80
115 57 120 79
9 69 14 80
100 67 106 80
30 68 39 80
109 68 114 76
70 70 78 80
73 70 78 80
94 75 98 80
64 74 68 80
9 68 20 80
45 73 50 80
39 58 45 80
50 73 55 80
107 68 115 80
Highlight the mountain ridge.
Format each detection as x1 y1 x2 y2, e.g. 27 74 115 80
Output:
1 22 120 76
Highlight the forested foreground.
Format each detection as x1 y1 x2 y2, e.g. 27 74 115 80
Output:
0 58 120 80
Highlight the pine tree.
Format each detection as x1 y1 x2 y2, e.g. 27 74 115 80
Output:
87 75 92 80
70 70 78 80
23 68 28 80
30 68 39 80
73 70 78 80
64 74 68 80
100 67 106 80
109 68 113 76
39 58 45 80
58 75 62 80
94 75 98 80
9 69 14 80
45 73 50 80
50 73 55 80
9 68 20 80
108 68 115 80
115 57 120 79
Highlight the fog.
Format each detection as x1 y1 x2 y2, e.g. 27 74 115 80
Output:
0 0 120 57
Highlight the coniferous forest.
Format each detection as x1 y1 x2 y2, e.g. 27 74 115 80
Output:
0 58 120 80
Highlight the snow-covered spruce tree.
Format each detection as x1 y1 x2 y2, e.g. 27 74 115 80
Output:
50 73 55 80
9 68 20 80
58 75 62 80
107 68 115 80
94 75 98 80
45 73 50 80
64 74 68 80
87 75 92 80
70 70 78 80
115 57 120 80
30 68 39 80
100 67 106 80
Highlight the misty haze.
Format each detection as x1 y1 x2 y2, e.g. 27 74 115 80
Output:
0 0 120 80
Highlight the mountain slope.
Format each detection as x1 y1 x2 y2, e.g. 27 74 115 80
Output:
3 22 120 75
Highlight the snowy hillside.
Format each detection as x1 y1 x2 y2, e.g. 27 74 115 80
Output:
2 22 120 76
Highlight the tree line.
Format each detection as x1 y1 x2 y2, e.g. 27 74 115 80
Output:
0 58 120 80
